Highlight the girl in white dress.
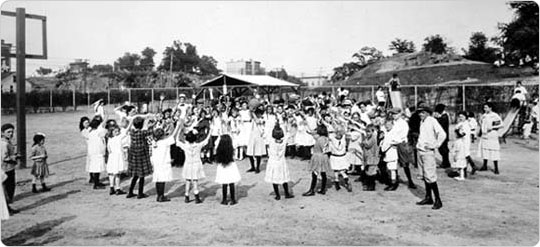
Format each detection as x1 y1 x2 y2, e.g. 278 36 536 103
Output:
264 123 294 200
246 109 266 173
87 117 108 190
151 122 182 202
215 134 241 205
237 102 252 159
106 124 130 195
329 126 352 192
177 124 212 204
79 117 93 183
451 112 469 181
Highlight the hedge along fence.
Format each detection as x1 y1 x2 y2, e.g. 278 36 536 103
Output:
1 84 538 119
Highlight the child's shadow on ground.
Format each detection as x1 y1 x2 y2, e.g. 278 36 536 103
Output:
269 179 301 196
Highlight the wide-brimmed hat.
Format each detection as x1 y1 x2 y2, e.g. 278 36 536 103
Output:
389 107 402 114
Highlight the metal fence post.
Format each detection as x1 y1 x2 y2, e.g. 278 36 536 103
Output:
87 92 90 108
72 87 76 111
49 88 53 112
128 88 131 103
151 88 155 112
414 85 418 108
462 84 466 111
371 86 375 103
176 87 179 100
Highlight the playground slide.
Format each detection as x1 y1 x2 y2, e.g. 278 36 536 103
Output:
498 107 520 138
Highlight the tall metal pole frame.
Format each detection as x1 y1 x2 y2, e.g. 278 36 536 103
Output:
1 8 47 168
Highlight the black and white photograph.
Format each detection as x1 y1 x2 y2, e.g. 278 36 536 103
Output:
0 0 538 245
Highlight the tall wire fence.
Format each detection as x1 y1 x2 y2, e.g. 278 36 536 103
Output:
1 83 538 120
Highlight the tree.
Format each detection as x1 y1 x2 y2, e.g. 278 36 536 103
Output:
140 47 156 70
36 67 52 75
422 34 448 54
494 2 539 64
352 46 384 66
331 62 363 82
91 64 113 73
198 55 220 75
463 32 499 63
389 38 416 53
115 52 142 71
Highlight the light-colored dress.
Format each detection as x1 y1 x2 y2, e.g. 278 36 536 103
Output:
151 136 175 182
264 139 291 184
215 162 241 184
0 168 9 220
81 128 91 172
264 114 277 145
478 112 502 161
246 118 267 156
237 110 252 147
294 116 316 147
86 126 107 173
106 132 129 175
347 132 363 166
30 145 49 178
308 136 331 173
178 140 207 180
329 136 349 171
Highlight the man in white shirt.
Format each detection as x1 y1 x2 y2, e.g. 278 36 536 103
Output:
415 106 446 210
176 94 192 120
388 107 416 189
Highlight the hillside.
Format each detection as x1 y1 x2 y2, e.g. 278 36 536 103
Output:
342 52 537 85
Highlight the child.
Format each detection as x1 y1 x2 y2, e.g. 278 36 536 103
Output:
215 134 241 205
329 127 352 192
246 109 267 173
380 119 399 191
30 133 50 193
264 123 294 200
285 114 298 158
106 125 129 195
303 124 331 196
177 125 212 204
468 112 478 143
127 117 153 199
347 131 364 181
151 122 182 202
451 115 468 181
87 118 108 190
361 125 379 191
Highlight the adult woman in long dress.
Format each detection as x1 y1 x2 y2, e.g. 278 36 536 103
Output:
478 102 503 174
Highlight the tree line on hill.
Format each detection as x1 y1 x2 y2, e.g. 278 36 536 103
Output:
331 2 538 83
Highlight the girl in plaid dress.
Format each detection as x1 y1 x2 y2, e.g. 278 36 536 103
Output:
127 117 154 199
30 133 51 193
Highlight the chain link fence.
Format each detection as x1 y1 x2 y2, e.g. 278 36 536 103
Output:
2 83 538 119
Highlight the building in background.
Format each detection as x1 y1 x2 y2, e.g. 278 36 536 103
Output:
226 59 266 75
299 75 330 87
1 40 12 74
69 59 89 73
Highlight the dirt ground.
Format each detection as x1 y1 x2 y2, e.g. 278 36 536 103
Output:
0 111 538 246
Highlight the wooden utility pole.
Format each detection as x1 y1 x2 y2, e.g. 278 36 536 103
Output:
1 8 47 168
15 8 27 168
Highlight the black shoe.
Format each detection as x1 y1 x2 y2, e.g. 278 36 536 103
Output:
32 184 39 193
126 192 136 198
416 197 434 205
408 183 417 189
494 170 499 175
344 181 352 192
334 182 341 191
116 189 127 195
110 187 116 195
185 196 190 203
432 199 443 210
246 168 256 173
317 189 326 195
137 193 148 199
41 183 51 192
195 194 202 204
8 207 19 215
255 169 261 174
157 196 171 202
274 195 281 200
285 194 295 199
471 167 477 175
221 200 228 205
302 190 315 196
479 165 488 171
389 182 399 191
383 185 393 191
230 199 237 205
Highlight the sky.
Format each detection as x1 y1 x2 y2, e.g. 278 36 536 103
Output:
1 1 515 77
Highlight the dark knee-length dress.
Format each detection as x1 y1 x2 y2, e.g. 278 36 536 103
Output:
128 129 153 177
